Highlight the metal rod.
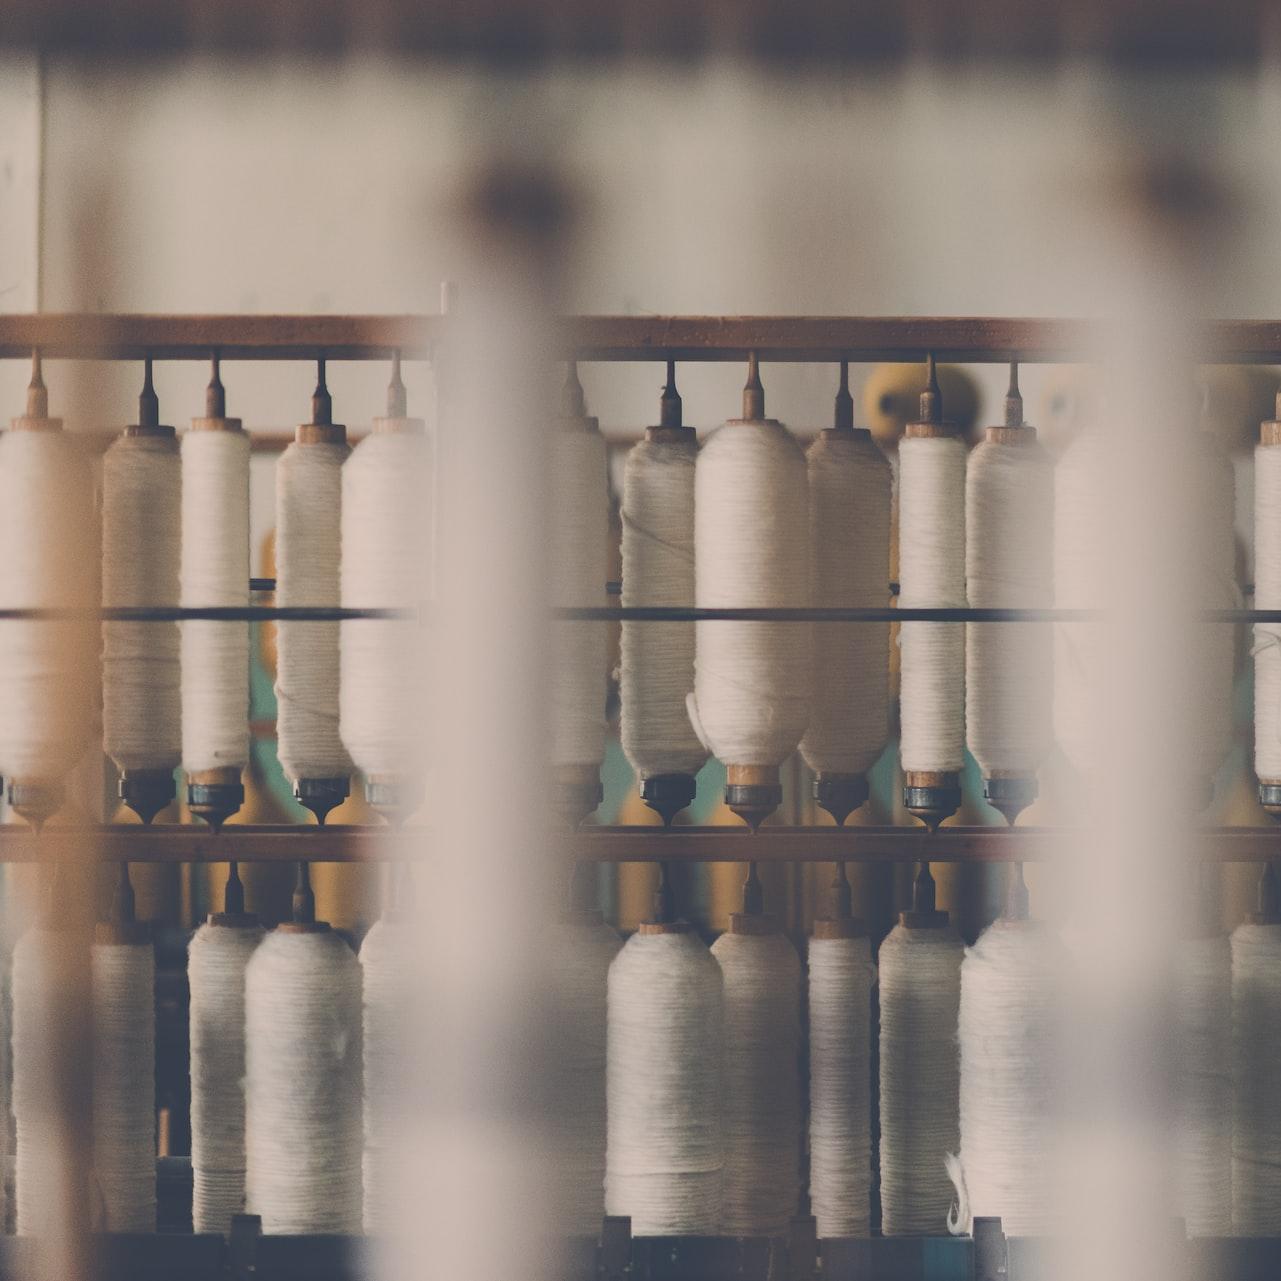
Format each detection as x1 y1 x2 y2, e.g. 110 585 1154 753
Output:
0 605 414 621
555 605 1278 623
3 314 1281 363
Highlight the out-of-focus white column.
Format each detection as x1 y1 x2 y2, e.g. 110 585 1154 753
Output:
376 164 575 1281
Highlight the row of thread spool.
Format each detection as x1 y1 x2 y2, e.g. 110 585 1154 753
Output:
578 350 1238 840
1 348 427 1238
1 348 428 837
559 856 1281 1243
11 855 409 1237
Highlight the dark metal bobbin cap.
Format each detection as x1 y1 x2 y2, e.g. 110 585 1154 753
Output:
187 777 245 832
813 773 869 827
9 779 65 833
294 776 350 826
983 774 1038 827
1248 863 1281 926
1259 782 1281 821
640 773 697 827
903 771 961 833
118 769 176 825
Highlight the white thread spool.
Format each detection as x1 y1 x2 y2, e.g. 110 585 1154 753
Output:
103 369 182 823
878 908 963 1236
606 924 724 1235
182 362 250 826
92 926 156 1232
340 369 429 819
546 909 623 1235
0 357 96 827
1231 907 1281 1235
276 367 352 821
808 911 876 1237
898 359 967 826
13 923 73 1235
360 913 414 1235
245 925 363 1234
711 904 801 1237
551 364 609 823
1255 406 1281 805
691 356 810 827
1053 424 1109 782
801 364 892 825
1184 423 1236 799
965 370 1053 824
620 366 705 823
1173 930 1231 1236
955 914 1060 1238
189 891 264 1234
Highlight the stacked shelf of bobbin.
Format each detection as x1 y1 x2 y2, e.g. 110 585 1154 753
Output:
0 313 1279 1281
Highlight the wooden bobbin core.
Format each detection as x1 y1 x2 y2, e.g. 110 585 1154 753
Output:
372 416 426 436
1261 420 1281 447
276 918 331 935
728 912 780 937
904 420 959 440
637 919 693 936
296 423 347 446
645 424 695 445
95 919 151 946
189 416 244 433
10 414 61 433
812 916 865 941
725 764 782 831
984 424 1037 446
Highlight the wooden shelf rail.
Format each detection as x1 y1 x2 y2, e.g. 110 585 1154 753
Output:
5 823 1278 863
5 314 1281 363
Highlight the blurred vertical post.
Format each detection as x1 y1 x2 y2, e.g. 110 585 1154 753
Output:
384 162 575 1279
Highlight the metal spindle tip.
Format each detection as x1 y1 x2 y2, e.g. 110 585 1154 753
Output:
311 356 333 427
386 349 408 418
562 359 586 417
139 355 159 428
659 359 682 429
834 359 854 431
206 351 226 418
743 350 765 420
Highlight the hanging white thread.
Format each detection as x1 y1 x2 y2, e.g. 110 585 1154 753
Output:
1231 921 1281 1235
691 420 811 767
245 928 363 1234
711 930 801 1236
545 914 623 1236
360 917 415 1235
955 918 1060 1238
800 430 892 778
189 920 264 1233
91 940 156 1232
1255 445 1281 781
620 432 706 781
0 431 96 785
552 426 610 770
606 929 724 1235
878 923 963 1236
965 437 1053 777
13 926 73 1235
1173 932 1231 1236
898 434 967 774
807 932 876 1237
340 431 430 782
276 438 352 782
181 428 250 773
102 432 182 774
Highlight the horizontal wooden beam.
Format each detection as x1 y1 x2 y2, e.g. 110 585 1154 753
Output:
568 825 1281 863
3 823 1276 863
3 314 1281 364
